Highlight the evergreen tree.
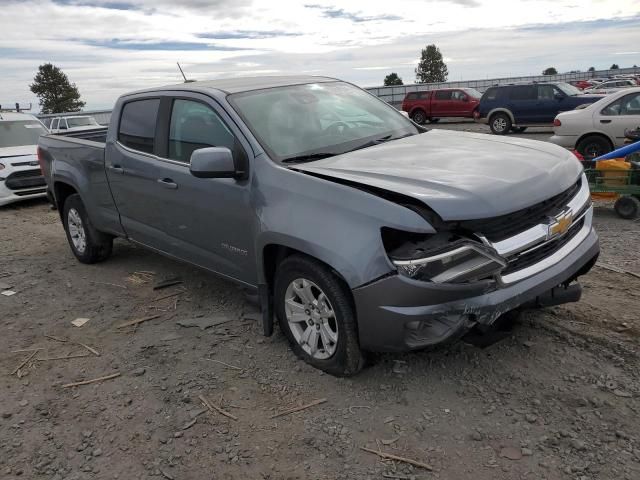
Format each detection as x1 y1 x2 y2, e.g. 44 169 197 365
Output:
610 64 620 70
542 67 558 75
383 73 404 86
415 45 448 83
30 63 85 114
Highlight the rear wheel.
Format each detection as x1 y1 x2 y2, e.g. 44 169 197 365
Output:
411 109 426 125
576 135 612 160
489 113 512 135
274 255 365 376
614 196 640 219
62 194 113 263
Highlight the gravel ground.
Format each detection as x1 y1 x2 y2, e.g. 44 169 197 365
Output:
1 140 640 479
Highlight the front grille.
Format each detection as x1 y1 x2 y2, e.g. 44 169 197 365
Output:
11 160 38 167
457 179 581 242
14 188 46 196
4 169 45 190
501 217 585 275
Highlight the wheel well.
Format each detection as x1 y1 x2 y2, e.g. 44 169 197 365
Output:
53 182 78 218
575 132 613 151
489 109 513 122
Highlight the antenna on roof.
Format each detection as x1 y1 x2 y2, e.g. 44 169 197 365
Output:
177 62 195 83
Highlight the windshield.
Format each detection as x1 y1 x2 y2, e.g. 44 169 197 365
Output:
67 117 98 127
228 81 419 162
556 83 582 96
464 88 482 99
0 120 47 148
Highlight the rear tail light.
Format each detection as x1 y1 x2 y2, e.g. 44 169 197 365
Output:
473 110 480 119
553 118 561 127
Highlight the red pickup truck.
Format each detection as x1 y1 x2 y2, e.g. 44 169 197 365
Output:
401 88 481 124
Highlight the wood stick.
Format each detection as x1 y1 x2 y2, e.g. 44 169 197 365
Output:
270 398 327 419
11 347 43 353
77 342 100 356
44 334 68 343
62 372 121 388
198 394 238 421
204 358 243 371
115 314 161 329
596 262 640 280
92 281 127 289
38 352 90 361
360 446 433 471
11 349 40 375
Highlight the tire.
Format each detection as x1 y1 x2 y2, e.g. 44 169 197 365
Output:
489 112 512 135
274 255 365 376
511 126 527 133
411 109 426 125
428 118 440 124
614 196 640 219
62 194 113 263
576 135 612 160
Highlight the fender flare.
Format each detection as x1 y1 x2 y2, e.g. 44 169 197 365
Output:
487 108 515 124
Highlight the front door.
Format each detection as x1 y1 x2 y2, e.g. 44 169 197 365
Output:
506 85 538 124
106 94 256 285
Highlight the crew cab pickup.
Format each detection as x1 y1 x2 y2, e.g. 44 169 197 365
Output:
39 76 599 376
401 88 481 124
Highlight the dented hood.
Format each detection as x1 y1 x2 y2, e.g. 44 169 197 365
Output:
293 129 582 221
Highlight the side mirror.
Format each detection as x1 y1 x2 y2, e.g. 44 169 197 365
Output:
554 91 565 100
189 147 237 179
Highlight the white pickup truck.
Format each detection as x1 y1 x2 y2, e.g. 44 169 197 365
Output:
0 110 49 206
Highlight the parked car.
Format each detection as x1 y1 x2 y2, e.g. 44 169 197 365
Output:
474 82 603 134
0 110 48 206
39 76 599 375
50 115 101 133
584 79 637 95
569 80 593 90
550 87 640 159
401 88 481 124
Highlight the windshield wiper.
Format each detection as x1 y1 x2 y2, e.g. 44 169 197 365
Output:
281 152 337 164
348 133 414 153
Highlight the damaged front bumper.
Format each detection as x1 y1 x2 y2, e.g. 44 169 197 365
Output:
353 225 599 352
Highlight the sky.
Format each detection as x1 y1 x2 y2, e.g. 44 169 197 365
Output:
1 0 639 111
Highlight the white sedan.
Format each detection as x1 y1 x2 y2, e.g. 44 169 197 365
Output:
584 79 637 95
550 87 640 159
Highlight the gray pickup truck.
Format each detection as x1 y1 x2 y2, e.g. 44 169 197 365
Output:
39 76 599 376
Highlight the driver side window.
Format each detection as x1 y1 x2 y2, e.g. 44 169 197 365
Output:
168 99 235 163
601 98 622 116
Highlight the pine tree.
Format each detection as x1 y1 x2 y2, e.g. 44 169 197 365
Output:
542 67 557 75
610 64 620 70
383 73 403 86
30 63 86 114
415 45 448 84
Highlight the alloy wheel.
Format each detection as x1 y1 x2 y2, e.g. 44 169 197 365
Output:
67 208 87 253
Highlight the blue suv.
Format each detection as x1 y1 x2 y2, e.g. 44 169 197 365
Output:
475 82 603 135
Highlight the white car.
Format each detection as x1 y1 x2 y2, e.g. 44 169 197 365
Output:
550 87 640 158
50 115 100 133
584 79 637 95
0 111 49 206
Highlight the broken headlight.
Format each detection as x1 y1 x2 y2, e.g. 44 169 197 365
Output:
383 229 506 284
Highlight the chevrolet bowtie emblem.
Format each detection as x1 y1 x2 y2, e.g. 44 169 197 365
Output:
548 211 573 238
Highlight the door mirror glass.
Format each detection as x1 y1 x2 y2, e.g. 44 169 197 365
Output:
189 147 237 178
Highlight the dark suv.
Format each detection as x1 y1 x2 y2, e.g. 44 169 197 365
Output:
474 82 603 135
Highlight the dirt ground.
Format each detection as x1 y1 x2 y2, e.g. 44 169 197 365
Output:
1 195 640 480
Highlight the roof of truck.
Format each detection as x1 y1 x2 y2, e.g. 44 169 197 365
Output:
126 75 339 97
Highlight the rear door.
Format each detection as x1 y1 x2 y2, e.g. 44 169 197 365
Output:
431 90 453 116
596 91 640 147
507 85 538 124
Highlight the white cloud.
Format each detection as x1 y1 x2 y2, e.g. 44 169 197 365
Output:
0 0 638 110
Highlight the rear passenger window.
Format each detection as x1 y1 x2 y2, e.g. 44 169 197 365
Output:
168 99 235 163
483 88 498 100
405 93 418 100
118 99 160 154
434 91 452 100
509 86 537 101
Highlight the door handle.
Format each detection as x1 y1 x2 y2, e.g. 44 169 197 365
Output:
600 119 612 124
108 165 124 174
157 178 178 189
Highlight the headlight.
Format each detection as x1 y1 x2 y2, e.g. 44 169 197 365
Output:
383 229 506 284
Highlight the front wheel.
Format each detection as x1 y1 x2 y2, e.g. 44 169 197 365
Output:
411 109 426 125
489 113 512 135
274 255 365 376
62 194 113 263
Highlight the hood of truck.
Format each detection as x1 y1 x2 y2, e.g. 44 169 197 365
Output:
0 145 37 160
292 129 583 221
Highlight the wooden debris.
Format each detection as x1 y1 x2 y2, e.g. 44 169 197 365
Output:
44 335 99 356
115 314 161 329
11 347 43 353
270 398 327 419
44 334 68 343
596 262 640 280
199 394 238 421
204 358 243 371
92 281 127 289
62 372 121 388
181 419 197 430
11 349 40 375
152 289 186 302
360 446 433 471
77 342 100 356
38 352 90 362
380 436 400 446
